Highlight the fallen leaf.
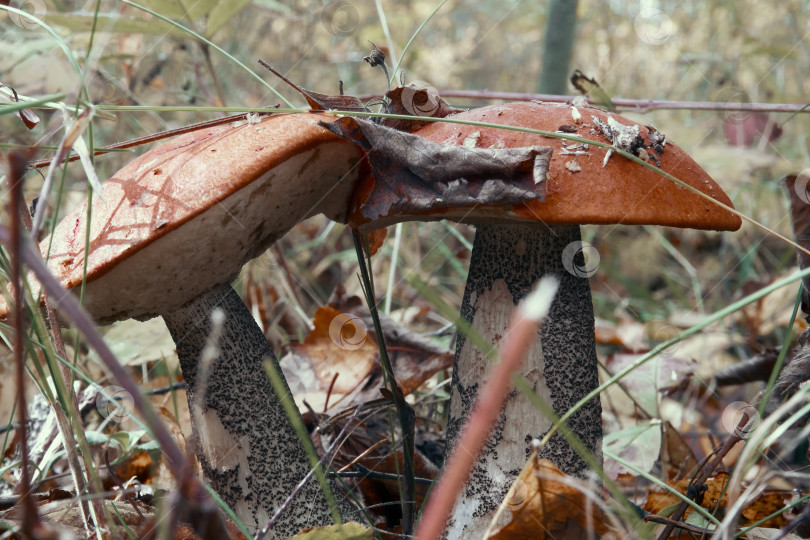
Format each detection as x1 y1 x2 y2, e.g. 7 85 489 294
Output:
289 522 374 539
744 528 802 540
328 291 453 401
0 499 152 538
283 306 378 412
723 113 782 147
322 116 550 226
570 70 617 111
488 458 608 539
382 84 463 132
659 420 699 480
603 420 662 480
0 83 40 128
353 448 438 528
644 472 790 530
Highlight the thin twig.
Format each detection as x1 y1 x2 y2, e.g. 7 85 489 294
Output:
330 466 435 485
8 149 45 539
645 512 717 535
353 232 416 535
358 89 810 114
103 449 144 520
656 412 750 540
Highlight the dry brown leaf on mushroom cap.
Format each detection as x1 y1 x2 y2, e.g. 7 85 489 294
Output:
382 84 463 132
321 115 551 228
348 101 740 232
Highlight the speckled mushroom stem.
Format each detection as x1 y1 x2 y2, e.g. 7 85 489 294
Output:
444 223 602 537
162 283 345 536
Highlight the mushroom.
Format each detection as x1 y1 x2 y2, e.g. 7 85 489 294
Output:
2 113 363 535
349 101 741 536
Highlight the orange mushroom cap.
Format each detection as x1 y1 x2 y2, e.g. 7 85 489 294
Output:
3 113 362 323
349 101 741 232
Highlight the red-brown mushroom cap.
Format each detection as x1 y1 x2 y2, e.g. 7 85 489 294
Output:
4 113 363 323
349 101 741 232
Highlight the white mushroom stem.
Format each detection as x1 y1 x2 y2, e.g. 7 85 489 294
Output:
444 223 602 538
162 283 348 536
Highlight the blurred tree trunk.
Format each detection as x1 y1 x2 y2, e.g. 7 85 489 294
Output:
538 0 579 94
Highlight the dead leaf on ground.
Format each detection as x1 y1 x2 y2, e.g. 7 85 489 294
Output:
0 499 151 538
605 351 698 417
603 420 662 481
744 528 802 540
353 447 438 528
488 458 608 539
644 472 791 529
283 305 379 413
660 420 700 481
738 273 808 338
288 522 374 539
282 294 453 413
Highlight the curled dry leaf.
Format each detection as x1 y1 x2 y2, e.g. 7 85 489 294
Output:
382 84 463 132
0 83 40 129
488 458 608 539
570 70 617 111
321 116 550 226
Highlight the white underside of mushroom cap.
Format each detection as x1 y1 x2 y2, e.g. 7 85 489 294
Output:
75 143 359 323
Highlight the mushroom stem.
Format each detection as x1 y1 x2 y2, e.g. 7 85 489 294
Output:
162 283 344 535
445 223 602 537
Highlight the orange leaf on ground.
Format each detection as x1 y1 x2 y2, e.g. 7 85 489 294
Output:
489 458 608 539
286 305 378 412
644 472 791 530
